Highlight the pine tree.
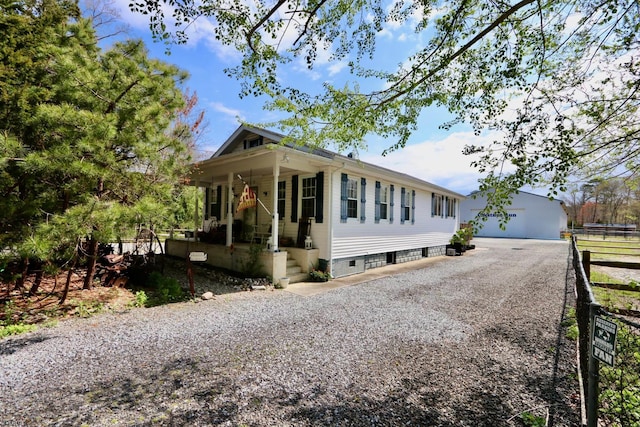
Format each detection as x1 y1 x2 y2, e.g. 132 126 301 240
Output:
1 0 195 288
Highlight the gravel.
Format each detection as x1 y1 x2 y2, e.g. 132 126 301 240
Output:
0 238 581 426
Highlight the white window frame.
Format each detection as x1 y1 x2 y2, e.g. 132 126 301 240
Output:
404 189 412 223
346 177 358 219
300 175 316 218
432 193 443 217
380 185 388 220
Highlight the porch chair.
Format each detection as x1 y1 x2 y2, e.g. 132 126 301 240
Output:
251 223 271 244
251 220 286 245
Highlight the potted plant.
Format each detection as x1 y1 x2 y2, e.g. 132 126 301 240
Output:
448 232 466 255
448 227 474 255
309 261 332 282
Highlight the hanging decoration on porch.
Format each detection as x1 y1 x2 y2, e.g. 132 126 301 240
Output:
236 184 257 213
236 174 272 216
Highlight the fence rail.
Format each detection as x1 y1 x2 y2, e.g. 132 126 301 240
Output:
571 236 640 427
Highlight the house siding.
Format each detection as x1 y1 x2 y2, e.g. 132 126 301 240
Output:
329 170 459 277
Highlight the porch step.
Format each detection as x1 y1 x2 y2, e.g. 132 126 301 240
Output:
287 265 303 276
288 272 309 284
285 254 308 283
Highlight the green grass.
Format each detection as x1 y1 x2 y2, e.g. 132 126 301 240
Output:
576 236 640 258
562 307 579 341
593 287 640 312
0 323 37 338
590 270 626 285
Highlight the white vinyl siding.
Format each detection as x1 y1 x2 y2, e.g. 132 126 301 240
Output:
331 173 460 259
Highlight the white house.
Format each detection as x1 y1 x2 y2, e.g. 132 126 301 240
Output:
460 190 568 240
166 126 464 282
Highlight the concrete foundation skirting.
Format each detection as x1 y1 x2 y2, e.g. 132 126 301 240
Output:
165 239 318 282
334 245 448 278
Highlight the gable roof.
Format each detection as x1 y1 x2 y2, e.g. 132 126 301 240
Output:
208 125 465 198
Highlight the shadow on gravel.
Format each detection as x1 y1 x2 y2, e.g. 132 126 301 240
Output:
0 334 49 356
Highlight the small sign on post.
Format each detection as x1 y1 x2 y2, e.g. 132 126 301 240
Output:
189 251 207 262
592 315 618 367
187 252 207 297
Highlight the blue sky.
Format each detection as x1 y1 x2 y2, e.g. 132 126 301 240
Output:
103 0 514 196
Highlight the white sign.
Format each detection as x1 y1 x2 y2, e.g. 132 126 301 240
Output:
189 252 208 262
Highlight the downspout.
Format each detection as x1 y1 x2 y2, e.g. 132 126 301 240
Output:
327 167 333 276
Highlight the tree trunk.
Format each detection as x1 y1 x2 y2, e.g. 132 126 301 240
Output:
83 237 98 290
84 177 105 290
60 246 79 304
15 257 29 290
60 266 74 304
28 269 43 296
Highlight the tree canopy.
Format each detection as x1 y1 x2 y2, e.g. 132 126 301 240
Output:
131 0 639 218
1 0 195 283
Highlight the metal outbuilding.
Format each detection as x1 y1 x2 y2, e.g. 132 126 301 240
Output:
459 190 568 240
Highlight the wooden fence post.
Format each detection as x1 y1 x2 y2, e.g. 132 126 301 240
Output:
582 250 591 282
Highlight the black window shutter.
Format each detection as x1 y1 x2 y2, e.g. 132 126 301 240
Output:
360 177 366 223
389 185 395 224
374 181 381 223
291 175 298 223
400 187 406 224
431 193 435 217
315 172 324 223
340 173 348 223
411 190 416 224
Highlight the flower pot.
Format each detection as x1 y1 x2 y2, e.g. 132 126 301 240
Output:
279 277 290 288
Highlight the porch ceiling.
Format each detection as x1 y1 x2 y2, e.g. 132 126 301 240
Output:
189 146 327 186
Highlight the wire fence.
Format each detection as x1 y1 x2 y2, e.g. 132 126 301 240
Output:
571 236 640 427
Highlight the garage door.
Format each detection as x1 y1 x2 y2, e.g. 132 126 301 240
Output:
472 209 526 238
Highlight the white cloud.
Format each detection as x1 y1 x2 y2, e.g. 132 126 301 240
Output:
328 60 348 76
210 102 245 123
360 130 513 194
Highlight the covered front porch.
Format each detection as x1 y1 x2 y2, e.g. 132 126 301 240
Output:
165 238 320 284
177 127 331 283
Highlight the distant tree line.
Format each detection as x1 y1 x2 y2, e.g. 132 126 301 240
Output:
564 178 640 227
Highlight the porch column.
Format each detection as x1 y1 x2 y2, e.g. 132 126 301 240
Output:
272 161 280 252
226 172 234 247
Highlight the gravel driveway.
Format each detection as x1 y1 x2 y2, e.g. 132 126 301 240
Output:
0 238 580 426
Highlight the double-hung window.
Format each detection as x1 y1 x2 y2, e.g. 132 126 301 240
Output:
380 185 388 220
446 197 456 218
347 178 358 218
432 193 443 217
404 190 411 222
301 177 316 218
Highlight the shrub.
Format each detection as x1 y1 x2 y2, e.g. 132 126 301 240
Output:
146 272 184 305
309 269 331 282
